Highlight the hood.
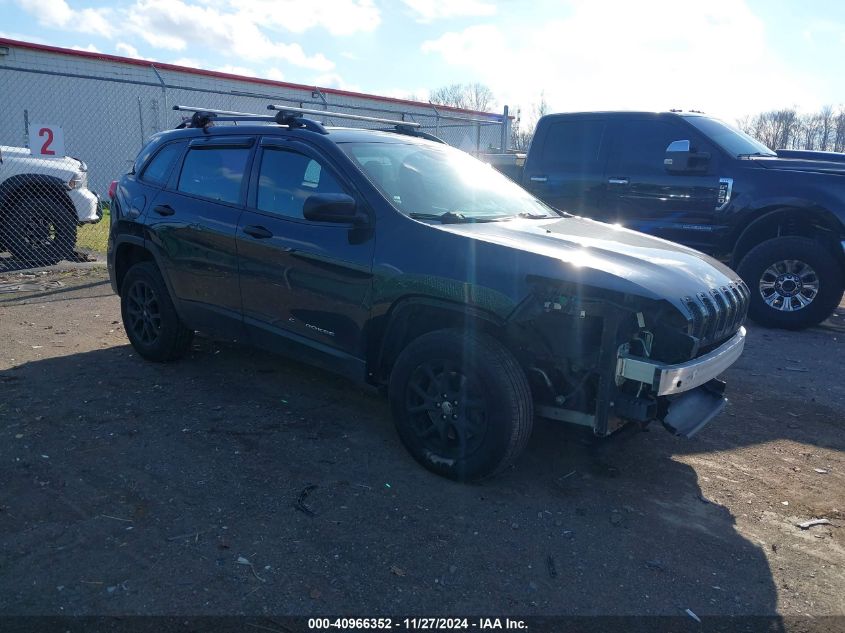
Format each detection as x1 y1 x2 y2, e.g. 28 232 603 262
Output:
435 215 740 308
751 156 845 176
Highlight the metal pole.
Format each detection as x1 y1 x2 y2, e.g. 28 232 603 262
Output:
151 64 168 130
23 109 29 147
501 105 509 152
137 97 145 147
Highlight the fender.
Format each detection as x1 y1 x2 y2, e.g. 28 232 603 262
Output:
373 295 506 380
110 234 184 322
730 202 845 266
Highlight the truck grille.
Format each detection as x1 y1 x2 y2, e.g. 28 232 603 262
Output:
682 281 749 346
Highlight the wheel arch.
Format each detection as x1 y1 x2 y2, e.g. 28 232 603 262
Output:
370 297 508 384
0 174 74 217
113 238 155 296
732 205 845 268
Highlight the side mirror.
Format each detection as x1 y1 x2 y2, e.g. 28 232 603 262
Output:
302 193 364 224
665 139 710 173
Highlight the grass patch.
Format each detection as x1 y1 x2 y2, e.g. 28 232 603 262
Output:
76 208 110 254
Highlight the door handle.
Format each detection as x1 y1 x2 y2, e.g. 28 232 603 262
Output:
153 204 175 216
608 178 629 185
243 225 273 239
529 175 548 183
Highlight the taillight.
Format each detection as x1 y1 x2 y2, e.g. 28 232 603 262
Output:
108 180 118 199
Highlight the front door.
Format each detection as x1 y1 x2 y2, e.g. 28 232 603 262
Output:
237 137 375 379
603 117 722 253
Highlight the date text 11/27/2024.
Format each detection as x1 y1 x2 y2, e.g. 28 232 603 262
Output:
307 618 528 630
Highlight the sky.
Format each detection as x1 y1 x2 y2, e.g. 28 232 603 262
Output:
2 0 845 124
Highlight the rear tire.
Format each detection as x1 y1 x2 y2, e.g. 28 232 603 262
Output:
2 195 77 266
737 236 844 330
121 262 193 362
388 328 533 481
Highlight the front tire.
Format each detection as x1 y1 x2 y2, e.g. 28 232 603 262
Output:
120 262 193 362
737 236 844 330
388 328 533 481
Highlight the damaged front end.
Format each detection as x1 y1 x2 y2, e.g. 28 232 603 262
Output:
507 278 750 438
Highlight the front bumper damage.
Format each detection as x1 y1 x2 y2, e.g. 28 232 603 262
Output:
614 326 746 437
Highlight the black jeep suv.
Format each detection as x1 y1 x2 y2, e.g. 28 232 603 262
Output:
108 106 748 481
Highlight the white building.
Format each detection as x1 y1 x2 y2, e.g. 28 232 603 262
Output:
0 38 508 195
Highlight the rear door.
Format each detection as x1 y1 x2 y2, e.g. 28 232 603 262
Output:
522 116 608 216
603 117 722 252
236 136 375 379
146 135 254 336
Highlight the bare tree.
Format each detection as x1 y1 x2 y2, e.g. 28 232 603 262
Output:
428 82 496 112
510 92 548 151
737 105 845 151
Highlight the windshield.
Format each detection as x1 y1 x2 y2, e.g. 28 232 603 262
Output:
685 116 776 158
339 141 559 221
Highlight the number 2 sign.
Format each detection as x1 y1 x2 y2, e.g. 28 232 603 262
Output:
29 124 65 158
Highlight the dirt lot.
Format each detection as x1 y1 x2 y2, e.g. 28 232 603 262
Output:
1 267 843 619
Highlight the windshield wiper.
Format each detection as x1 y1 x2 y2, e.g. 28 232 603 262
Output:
517 212 556 219
737 152 775 158
408 211 503 224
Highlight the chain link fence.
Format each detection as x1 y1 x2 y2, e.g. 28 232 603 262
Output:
0 42 509 271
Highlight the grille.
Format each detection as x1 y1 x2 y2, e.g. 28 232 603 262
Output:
682 281 749 346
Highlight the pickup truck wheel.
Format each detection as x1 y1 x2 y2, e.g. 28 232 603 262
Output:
737 236 844 330
120 262 193 362
388 329 533 481
2 195 76 265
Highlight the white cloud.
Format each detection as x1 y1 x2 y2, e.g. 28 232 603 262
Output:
232 0 380 36
14 0 112 38
402 0 496 22
313 73 361 92
126 0 335 71
215 65 259 77
70 43 101 53
115 42 149 59
420 0 821 121
169 57 201 69
266 68 285 81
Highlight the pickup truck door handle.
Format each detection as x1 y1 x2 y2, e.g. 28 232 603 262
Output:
153 204 175 216
529 175 548 183
243 225 273 239
608 177 629 185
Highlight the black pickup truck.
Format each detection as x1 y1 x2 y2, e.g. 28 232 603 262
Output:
507 111 845 329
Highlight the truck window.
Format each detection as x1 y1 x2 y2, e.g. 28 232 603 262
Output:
608 120 694 173
538 120 606 170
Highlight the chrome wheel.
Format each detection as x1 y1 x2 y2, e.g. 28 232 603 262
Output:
759 259 819 312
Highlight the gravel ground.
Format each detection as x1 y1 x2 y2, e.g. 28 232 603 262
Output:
0 267 843 619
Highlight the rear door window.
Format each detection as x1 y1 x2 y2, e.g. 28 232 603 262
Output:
537 119 606 171
177 147 251 204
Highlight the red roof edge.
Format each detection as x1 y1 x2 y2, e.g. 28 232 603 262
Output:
0 37 510 120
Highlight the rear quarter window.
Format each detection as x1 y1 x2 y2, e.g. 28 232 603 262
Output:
141 143 184 186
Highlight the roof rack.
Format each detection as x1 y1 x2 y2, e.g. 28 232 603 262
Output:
172 105 328 133
267 104 420 128
171 104 442 141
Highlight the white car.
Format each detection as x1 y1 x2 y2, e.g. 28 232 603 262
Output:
0 145 101 264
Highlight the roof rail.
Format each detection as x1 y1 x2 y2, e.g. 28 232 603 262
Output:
267 104 421 128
